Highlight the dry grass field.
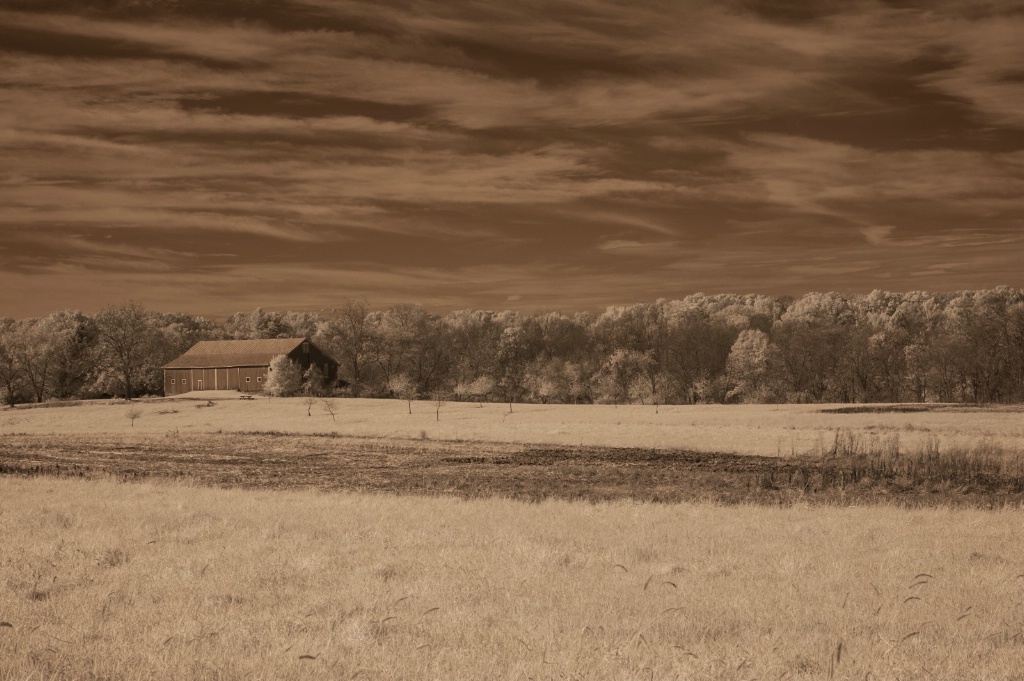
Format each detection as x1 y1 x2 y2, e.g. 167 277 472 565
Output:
3 393 1023 457
2 396 1023 679
3 476 1024 681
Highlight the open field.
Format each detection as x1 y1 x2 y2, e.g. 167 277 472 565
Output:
3 476 1024 681
3 394 1023 457
3 397 1023 679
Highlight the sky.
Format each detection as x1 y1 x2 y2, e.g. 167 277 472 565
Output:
1 0 1023 319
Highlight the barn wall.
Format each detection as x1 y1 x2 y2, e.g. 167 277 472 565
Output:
162 365 270 395
238 366 269 392
164 369 185 396
285 341 340 384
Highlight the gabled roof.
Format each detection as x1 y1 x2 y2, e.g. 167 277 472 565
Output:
163 338 310 369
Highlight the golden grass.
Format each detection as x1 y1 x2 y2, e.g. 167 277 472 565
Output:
3 396 1023 457
3 476 1024 680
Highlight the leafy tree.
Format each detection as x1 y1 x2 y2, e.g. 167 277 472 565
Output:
264 355 302 397
725 329 784 403
45 310 99 400
94 301 160 400
10 319 55 403
223 308 297 339
597 349 651 405
495 323 536 411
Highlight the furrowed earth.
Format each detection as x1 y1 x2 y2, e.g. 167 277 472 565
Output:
1 430 1021 507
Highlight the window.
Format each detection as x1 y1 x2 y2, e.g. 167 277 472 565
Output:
257 376 262 382
246 376 251 383
171 379 175 385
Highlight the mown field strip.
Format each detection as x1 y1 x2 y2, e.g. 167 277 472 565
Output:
3 398 1023 457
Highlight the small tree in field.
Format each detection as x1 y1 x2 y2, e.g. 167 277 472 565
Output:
431 388 449 421
125 407 142 427
264 355 302 397
321 398 337 423
387 374 417 414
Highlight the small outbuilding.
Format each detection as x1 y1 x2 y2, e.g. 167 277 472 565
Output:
162 337 338 396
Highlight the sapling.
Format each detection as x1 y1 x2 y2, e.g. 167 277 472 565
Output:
125 407 142 427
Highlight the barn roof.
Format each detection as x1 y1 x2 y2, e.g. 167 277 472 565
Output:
163 338 312 369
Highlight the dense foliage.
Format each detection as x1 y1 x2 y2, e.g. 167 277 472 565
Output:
2 287 1024 404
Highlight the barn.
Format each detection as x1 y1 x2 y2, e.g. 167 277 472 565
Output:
162 337 338 396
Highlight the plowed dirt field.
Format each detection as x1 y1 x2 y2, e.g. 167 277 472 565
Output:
1 432 1019 506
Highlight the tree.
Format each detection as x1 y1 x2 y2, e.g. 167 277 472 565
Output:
44 310 99 400
454 376 493 402
387 374 417 413
321 398 337 423
315 299 371 395
223 308 295 339
431 388 449 421
264 355 302 397
596 349 651 405
0 319 24 406
662 306 737 404
302 364 327 397
445 309 502 390
94 302 160 400
496 323 536 412
725 329 784 403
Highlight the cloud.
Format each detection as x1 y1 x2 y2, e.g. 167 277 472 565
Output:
860 226 896 246
596 240 680 258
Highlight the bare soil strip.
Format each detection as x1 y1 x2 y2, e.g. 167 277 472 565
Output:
1 433 1021 507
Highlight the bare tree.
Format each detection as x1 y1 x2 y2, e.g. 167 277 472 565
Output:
321 398 337 423
431 388 449 421
315 298 371 395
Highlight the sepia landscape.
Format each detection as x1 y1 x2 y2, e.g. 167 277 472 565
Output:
3 0 1024 679
3 296 1024 679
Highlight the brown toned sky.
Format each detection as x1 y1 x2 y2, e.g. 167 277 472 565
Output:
1 0 1023 318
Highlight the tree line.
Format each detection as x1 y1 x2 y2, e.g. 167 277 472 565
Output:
2 287 1023 406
